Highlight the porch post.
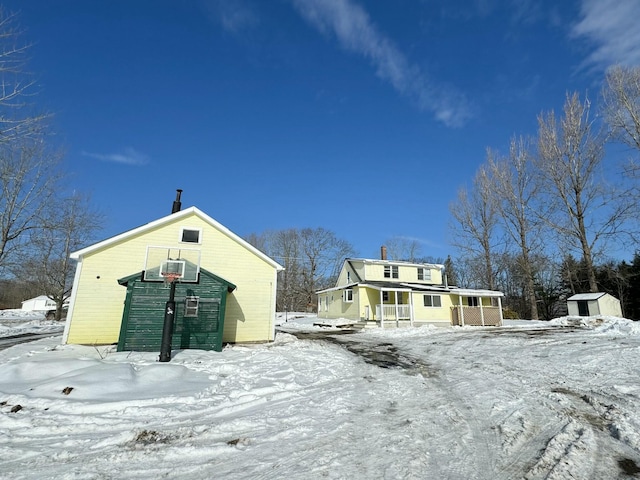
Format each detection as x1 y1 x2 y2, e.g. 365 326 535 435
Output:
459 296 465 326
409 291 414 327
394 290 399 328
498 296 503 326
480 298 485 326
380 290 384 328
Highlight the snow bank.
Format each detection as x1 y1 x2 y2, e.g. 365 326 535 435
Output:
550 315 640 335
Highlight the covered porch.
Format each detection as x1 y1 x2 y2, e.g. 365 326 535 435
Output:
363 284 414 327
449 288 504 327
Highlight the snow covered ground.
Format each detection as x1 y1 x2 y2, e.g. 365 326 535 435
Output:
0 309 64 340
1 312 640 479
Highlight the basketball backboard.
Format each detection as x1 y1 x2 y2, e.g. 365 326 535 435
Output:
143 246 201 283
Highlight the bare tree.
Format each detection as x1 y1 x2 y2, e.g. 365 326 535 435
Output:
21 193 102 320
449 165 501 290
0 9 57 275
253 227 355 312
299 227 354 311
384 236 422 262
271 229 303 312
0 132 61 274
602 65 640 151
601 65 640 226
0 9 48 142
487 136 542 319
536 92 626 292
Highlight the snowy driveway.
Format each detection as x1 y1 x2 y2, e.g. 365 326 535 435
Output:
1 318 640 479
283 323 640 479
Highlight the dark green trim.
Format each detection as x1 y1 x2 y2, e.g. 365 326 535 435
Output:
116 280 137 352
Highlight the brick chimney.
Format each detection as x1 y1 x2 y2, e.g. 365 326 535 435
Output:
381 245 387 260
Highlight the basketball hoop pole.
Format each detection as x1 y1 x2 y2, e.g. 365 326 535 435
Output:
159 274 178 362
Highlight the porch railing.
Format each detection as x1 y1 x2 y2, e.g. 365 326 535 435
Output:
375 304 411 320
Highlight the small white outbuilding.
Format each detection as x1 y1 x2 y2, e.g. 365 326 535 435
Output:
567 293 622 317
21 295 56 313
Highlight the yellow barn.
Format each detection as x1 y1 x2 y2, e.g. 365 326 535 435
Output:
63 205 283 348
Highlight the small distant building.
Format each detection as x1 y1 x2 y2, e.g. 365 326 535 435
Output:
567 293 622 317
21 295 67 319
21 295 57 313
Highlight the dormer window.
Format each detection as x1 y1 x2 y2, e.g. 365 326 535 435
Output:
180 227 201 244
384 265 398 279
417 267 431 281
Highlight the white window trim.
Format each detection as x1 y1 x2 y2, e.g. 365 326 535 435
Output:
179 227 202 244
344 289 354 303
384 265 399 279
184 296 200 317
424 294 442 308
418 267 432 281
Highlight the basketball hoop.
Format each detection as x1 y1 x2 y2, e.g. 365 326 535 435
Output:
161 272 182 286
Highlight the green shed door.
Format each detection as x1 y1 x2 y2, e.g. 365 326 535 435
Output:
117 272 231 353
175 297 224 351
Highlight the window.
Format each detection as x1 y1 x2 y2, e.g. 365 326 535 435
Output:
417 267 432 281
467 297 479 307
347 271 351 283
423 295 442 307
344 289 353 302
384 265 399 279
184 296 200 317
180 227 201 244
382 291 389 302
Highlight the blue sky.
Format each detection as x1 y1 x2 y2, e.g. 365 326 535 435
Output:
5 0 640 259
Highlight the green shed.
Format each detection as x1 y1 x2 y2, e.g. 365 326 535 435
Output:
116 268 236 353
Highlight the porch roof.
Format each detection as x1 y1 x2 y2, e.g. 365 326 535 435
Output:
400 283 504 297
359 281 413 292
316 281 504 297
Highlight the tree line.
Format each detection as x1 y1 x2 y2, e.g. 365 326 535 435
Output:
0 10 101 316
449 66 640 320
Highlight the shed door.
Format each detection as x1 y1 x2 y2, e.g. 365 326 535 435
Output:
176 298 221 349
577 300 589 316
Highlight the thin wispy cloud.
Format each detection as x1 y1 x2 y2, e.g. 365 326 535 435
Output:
290 0 472 127
203 0 259 34
572 0 640 70
82 147 149 166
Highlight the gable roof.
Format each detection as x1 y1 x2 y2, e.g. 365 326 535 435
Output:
567 293 608 301
71 206 284 271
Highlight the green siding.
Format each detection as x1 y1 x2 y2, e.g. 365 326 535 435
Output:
117 269 233 353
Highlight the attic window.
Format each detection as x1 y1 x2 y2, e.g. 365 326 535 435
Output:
180 228 201 244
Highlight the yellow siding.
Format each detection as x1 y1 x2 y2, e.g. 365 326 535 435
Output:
317 289 359 319
66 212 278 345
363 262 442 284
411 292 454 323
